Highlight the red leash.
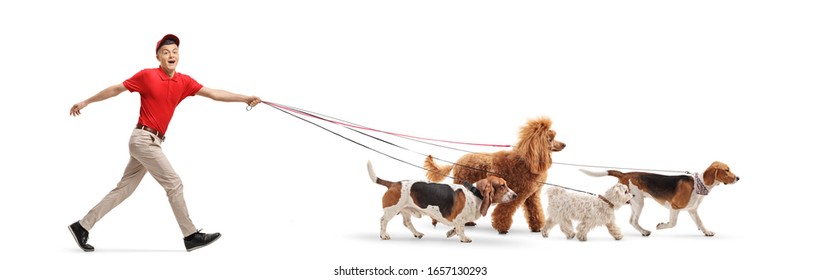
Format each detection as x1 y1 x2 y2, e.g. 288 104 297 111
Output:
258 101 513 148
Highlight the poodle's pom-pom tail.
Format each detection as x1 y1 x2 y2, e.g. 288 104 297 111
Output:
367 160 378 183
579 169 609 177
424 155 453 182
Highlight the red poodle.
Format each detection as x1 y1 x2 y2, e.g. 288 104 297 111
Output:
424 117 565 233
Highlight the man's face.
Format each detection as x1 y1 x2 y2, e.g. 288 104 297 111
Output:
156 44 179 74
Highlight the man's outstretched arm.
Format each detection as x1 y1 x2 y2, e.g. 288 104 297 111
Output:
70 83 128 116
196 87 261 107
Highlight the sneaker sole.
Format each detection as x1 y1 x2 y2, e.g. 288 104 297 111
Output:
186 234 221 252
68 225 94 252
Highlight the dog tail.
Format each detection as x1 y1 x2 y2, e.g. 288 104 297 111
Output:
424 155 453 182
579 169 624 179
367 161 394 188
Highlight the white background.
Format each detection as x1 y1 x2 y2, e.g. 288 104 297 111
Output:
1 0 818 279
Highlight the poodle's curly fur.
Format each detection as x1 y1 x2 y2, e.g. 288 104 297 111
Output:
424 117 565 233
540 184 633 241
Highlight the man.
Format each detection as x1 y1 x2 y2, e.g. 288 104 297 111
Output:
68 34 261 252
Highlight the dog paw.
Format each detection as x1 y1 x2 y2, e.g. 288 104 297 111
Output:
460 238 473 243
566 232 575 239
446 229 456 238
414 233 425 239
614 235 623 240
656 222 674 230
577 236 588 242
641 231 651 237
541 230 549 238
497 230 509 235
380 233 391 240
703 230 715 237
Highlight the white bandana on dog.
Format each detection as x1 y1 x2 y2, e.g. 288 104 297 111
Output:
693 173 709 195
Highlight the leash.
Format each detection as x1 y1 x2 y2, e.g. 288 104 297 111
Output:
250 102 691 175
552 162 690 174
257 101 459 182
250 101 689 196
249 102 689 174
255 101 512 148
257 102 480 154
254 101 600 196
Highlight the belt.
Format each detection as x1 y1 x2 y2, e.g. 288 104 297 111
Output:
136 123 165 141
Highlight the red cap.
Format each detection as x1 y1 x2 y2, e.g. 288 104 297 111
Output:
155 34 180 54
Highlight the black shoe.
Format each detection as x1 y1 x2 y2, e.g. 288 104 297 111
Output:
68 221 94 252
184 230 221 252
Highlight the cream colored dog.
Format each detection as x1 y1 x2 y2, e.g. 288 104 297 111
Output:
540 184 633 241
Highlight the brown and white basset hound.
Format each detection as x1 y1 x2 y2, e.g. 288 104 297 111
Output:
581 161 739 236
367 161 517 243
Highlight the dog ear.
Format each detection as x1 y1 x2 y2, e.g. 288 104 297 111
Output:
703 162 718 185
524 130 548 174
478 179 494 217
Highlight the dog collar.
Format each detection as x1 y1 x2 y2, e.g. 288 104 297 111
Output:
463 183 484 200
597 195 614 208
693 173 710 195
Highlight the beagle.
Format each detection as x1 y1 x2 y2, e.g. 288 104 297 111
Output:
581 161 739 236
367 161 517 243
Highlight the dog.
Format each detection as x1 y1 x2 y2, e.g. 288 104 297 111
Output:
424 117 565 233
540 184 634 241
367 161 517 243
580 161 740 236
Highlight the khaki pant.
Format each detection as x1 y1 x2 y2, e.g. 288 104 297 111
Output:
80 128 197 237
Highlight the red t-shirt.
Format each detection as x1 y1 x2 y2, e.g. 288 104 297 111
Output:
123 68 203 135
